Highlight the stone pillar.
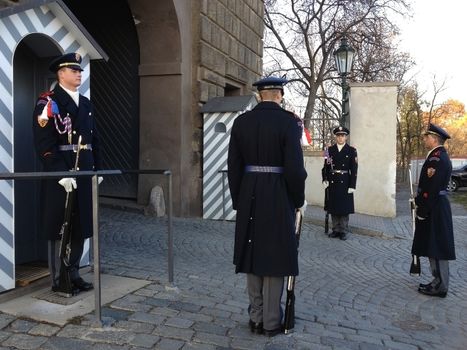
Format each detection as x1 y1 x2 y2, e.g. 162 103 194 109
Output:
349 82 398 217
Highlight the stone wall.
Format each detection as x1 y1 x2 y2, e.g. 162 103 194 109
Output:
187 0 264 216
198 0 263 101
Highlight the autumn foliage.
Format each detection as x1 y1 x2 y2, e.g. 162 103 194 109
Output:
397 89 466 181
426 99 467 157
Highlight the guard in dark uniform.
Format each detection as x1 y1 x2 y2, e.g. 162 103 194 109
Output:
228 76 307 337
322 126 357 240
412 123 455 298
32 53 102 295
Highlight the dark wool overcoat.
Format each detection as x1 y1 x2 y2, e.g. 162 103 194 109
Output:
412 146 455 260
32 85 102 240
322 143 358 215
227 101 307 277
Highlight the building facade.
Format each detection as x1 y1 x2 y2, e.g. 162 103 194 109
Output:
0 0 264 217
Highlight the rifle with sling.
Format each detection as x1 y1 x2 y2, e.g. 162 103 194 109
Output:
323 147 332 234
283 210 303 334
324 187 329 234
57 136 84 297
408 164 421 276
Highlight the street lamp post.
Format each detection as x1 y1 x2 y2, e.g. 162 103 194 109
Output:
333 37 355 129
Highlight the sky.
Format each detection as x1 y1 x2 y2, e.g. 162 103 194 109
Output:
398 0 467 107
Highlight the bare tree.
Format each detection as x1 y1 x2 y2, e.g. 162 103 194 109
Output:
396 84 424 181
263 0 413 147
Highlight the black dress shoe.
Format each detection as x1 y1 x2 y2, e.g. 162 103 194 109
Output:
419 282 432 289
72 278 94 292
418 285 447 298
340 232 349 240
248 320 263 334
264 326 283 337
328 231 340 238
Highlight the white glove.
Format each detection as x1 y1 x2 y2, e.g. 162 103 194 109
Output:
58 178 77 192
348 188 355 194
297 200 307 215
98 176 103 185
322 181 329 189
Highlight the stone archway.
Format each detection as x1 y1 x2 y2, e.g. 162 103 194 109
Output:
129 0 194 216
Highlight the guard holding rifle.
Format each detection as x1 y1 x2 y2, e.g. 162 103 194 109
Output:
228 76 307 337
322 126 357 240
411 123 455 298
32 53 102 295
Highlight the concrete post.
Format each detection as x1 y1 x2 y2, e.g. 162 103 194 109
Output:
349 82 398 217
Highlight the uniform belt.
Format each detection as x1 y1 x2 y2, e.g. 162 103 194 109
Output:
439 190 448 195
58 144 93 151
332 170 348 174
245 165 284 173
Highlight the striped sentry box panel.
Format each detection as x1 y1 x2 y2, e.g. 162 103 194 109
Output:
202 111 239 220
0 4 92 291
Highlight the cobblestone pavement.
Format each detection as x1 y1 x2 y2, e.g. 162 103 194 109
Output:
0 188 466 349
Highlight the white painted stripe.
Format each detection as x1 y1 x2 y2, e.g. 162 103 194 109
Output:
25 9 44 31
203 196 222 218
0 149 12 171
203 160 226 180
203 115 235 153
0 43 13 73
10 14 29 37
0 84 12 115
44 17 63 37
0 204 13 234
0 181 12 196
0 269 14 290
0 45 13 75
203 169 224 195
0 21 16 51
204 132 227 160
203 112 221 129
204 151 228 181
0 234 13 265
204 185 222 207
203 133 225 156
0 120 12 145
202 110 240 219
58 32 75 52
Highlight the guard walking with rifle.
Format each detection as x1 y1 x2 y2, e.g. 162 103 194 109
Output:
411 123 455 298
32 53 102 296
228 76 307 337
322 126 357 240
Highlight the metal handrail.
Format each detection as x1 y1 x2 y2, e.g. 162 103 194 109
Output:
0 169 173 327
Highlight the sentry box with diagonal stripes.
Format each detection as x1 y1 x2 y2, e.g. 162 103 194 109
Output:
0 1 106 292
201 96 257 221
